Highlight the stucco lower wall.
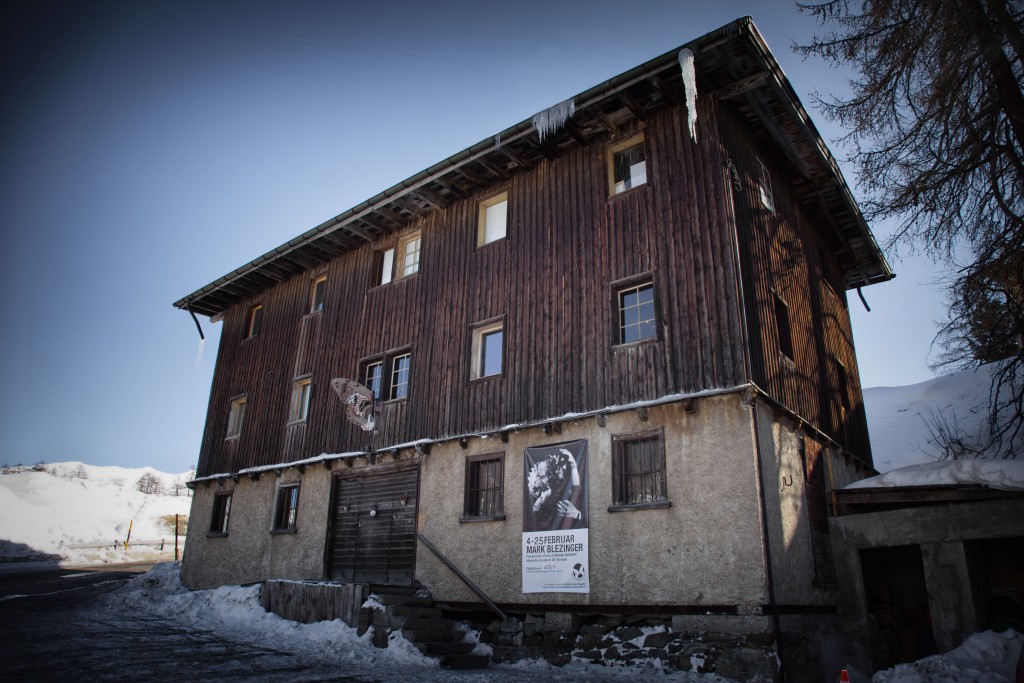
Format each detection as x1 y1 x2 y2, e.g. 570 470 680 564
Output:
180 466 332 590
753 402 836 606
416 393 768 607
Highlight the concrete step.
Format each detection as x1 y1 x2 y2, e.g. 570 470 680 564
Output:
388 605 443 619
374 593 433 608
440 654 490 670
414 641 476 657
402 628 463 643
389 616 458 631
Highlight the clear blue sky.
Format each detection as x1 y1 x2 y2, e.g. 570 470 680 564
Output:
0 0 948 472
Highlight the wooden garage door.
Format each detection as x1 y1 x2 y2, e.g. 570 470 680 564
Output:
327 464 419 585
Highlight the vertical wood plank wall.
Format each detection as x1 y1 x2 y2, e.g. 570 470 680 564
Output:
195 94 869 476
718 104 872 463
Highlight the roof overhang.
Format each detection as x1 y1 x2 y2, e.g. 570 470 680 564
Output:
174 16 893 318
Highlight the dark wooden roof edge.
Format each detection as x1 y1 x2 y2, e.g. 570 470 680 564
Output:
739 19 893 290
173 16 891 317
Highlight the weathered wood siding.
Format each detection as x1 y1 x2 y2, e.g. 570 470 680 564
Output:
719 104 872 462
195 95 839 477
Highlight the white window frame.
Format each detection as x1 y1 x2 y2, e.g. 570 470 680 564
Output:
225 396 247 439
309 275 327 314
470 318 504 380
607 133 647 196
389 353 411 400
616 279 657 345
397 231 422 278
478 192 508 246
756 157 775 213
245 304 263 339
289 376 313 423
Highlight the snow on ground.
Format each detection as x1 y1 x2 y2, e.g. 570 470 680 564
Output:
871 629 1023 683
0 461 192 565
863 365 1002 472
114 563 738 682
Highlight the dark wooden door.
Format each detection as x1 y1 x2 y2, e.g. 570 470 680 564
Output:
327 465 419 585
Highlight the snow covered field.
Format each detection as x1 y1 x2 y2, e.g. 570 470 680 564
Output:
0 462 192 564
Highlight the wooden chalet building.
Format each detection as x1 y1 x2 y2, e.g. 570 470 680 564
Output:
176 17 891 680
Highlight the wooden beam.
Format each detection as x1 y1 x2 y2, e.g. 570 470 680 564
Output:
477 157 511 180
498 143 533 170
522 134 557 161
713 71 769 101
411 187 448 211
649 73 681 107
618 90 646 120
563 120 590 146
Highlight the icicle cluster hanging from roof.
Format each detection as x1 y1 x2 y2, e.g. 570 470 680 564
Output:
532 98 576 142
678 48 697 142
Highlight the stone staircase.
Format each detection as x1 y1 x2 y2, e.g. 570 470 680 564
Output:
362 585 489 670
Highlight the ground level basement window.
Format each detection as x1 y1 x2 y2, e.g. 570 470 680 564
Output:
272 484 300 533
208 491 233 536
461 453 505 522
609 429 670 511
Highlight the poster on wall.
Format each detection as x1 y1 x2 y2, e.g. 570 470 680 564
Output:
522 439 589 593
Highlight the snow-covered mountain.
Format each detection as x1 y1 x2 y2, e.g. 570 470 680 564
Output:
0 461 193 564
864 364 1004 472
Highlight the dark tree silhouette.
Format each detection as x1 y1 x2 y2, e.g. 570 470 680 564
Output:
797 0 1024 457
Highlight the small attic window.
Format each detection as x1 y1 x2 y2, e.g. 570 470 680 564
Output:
608 134 647 195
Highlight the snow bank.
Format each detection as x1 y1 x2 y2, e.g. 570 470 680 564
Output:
863 366 1000 472
872 629 1022 682
846 460 1024 491
108 564 737 682
0 462 192 564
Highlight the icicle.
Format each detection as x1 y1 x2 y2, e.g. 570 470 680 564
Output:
532 98 576 142
678 48 697 142
195 338 205 368
494 131 502 150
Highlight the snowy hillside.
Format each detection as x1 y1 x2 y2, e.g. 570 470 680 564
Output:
864 365 1004 472
0 461 193 565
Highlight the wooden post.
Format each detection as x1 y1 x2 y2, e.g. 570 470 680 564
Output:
174 513 180 561
125 519 133 551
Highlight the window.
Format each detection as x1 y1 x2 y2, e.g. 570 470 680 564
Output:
374 230 422 285
611 430 669 510
272 484 300 532
774 293 794 361
245 304 263 339
309 275 327 314
225 396 246 439
364 361 383 399
398 231 422 278
462 454 505 521
478 192 508 246
209 491 232 535
289 377 312 423
376 248 395 286
471 319 504 379
390 353 411 400
617 280 656 344
756 157 774 212
608 134 647 195
361 351 412 402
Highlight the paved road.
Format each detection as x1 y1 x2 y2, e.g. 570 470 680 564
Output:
0 564 375 682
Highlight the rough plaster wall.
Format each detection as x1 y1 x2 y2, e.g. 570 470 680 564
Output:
754 402 834 606
181 468 333 590
416 394 769 607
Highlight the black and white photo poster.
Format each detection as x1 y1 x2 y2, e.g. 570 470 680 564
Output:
522 440 589 593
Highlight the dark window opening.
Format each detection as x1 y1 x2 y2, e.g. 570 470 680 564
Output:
611 430 669 509
209 492 232 535
463 454 505 520
273 484 300 532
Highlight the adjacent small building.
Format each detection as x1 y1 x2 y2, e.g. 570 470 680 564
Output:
176 17 893 682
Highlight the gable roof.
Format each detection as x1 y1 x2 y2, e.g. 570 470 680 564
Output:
174 16 892 318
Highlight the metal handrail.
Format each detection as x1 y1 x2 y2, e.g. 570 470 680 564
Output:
417 533 507 621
